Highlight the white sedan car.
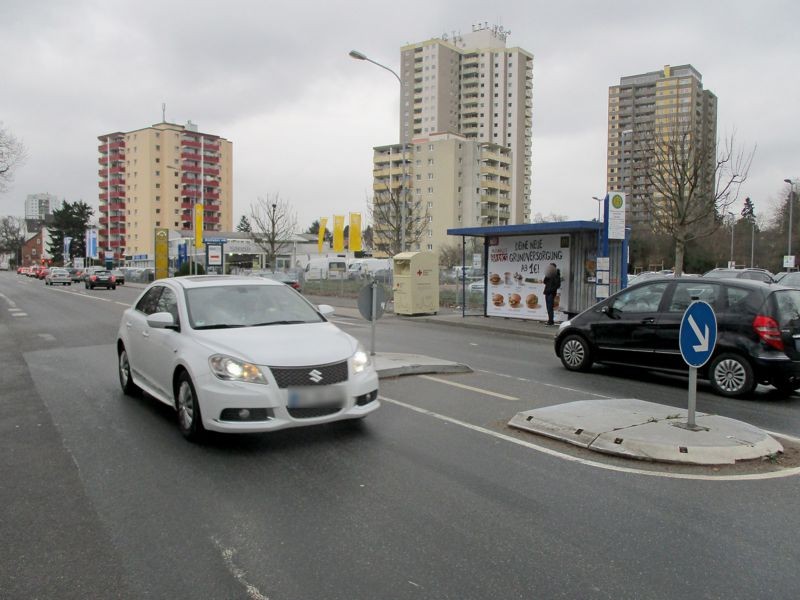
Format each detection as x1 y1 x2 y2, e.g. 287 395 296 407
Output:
117 276 379 441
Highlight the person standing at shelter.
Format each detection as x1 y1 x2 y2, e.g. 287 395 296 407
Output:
543 263 561 326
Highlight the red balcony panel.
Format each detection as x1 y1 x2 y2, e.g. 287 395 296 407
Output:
181 176 201 185
110 228 126 235
181 139 201 149
202 155 220 164
204 167 220 176
182 165 201 173
204 144 220 153
204 179 220 188
204 191 220 200
181 152 201 161
180 202 195 210
204 216 220 224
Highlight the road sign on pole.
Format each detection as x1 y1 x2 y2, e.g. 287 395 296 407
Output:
678 301 717 430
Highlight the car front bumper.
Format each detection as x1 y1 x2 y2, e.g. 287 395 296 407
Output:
195 368 380 433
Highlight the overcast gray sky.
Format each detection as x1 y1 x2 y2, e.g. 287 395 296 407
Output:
1 0 798 231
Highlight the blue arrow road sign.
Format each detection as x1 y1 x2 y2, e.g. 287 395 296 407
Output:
679 301 717 368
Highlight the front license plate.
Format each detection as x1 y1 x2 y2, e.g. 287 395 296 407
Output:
287 385 345 408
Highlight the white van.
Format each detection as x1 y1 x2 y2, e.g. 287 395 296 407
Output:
347 258 392 279
305 258 348 280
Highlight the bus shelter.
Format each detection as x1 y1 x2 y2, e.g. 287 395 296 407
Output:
447 221 629 322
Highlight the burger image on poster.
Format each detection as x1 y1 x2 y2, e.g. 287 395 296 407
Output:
490 273 501 285
492 293 504 307
526 293 539 309
509 293 521 308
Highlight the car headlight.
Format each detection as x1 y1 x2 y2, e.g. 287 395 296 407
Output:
352 345 371 374
209 355 268 384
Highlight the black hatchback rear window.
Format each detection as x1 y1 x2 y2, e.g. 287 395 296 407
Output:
771 290 800 327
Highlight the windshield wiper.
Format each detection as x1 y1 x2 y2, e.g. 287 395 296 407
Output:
193 323 246 330
251 320 307 326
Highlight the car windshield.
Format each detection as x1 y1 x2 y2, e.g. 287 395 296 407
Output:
186 284 322 329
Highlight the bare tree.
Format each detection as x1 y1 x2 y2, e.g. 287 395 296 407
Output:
369 183 428 256
0 123 27 193
640 119 754 275
532 212 568 223
249 195 297 269
0 216 25 266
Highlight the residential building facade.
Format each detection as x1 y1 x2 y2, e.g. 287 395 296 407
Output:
607 64 718 228
98 121 233 263
394 23 533 227
24 193 58 228
372 132 511 256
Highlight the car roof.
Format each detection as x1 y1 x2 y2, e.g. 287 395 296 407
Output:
628 275 774 291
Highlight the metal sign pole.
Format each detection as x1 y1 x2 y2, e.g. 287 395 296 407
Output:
688 367 697 428
370 280 377 356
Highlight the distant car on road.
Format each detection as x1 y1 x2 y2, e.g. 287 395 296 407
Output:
85 270 117 290
111 269 126 285
252 270 302 292
45 268 72 286
555 276 800 397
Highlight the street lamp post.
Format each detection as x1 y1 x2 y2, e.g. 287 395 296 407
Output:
592 195 603 251
785 179 796 268
350 49 407 253
728 212 736 267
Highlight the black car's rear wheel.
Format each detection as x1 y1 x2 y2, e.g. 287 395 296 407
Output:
708 353 755 397
559 334 593 372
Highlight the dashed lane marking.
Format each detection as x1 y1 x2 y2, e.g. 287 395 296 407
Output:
475 368 613 398
380 395 800 481
417 375 519 401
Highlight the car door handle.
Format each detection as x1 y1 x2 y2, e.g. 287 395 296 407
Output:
126 322 132 328
142 331 150 338
640 317 655 324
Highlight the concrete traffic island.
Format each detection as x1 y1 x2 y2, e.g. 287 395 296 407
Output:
372 352 472 378
508 398 784 465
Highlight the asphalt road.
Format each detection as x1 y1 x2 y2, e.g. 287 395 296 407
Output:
2 272 800 599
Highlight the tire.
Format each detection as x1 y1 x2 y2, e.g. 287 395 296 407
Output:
90 284 94 290
175 371 205 442
111 285 116 290
559 334 593 372
118 345 141 396
708 353 756 397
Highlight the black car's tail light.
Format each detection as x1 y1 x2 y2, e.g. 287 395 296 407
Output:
753 315 784 351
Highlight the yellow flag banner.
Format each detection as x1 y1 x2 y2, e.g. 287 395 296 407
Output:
194 205 204 249
349 213 362 252
317 217 328 253
333 215 345 253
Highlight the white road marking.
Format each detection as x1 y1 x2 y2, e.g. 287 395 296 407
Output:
211 537 269 600
330 319 367 328
9 308 22 312
11 312 27 317
115 301 131 307
380 395 800 481
54 288 112 302
417 375 519 401
475 368 612 398
37 334 56 341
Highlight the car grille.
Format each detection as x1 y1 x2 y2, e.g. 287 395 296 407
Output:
288 406 341 419
269 361 348 388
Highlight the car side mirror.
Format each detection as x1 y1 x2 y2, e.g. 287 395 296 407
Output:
147 311 179 331
318 304 335 317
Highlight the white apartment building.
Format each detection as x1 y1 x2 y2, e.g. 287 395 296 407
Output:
25 193 58 221
373 132 511 257
398 23 533 223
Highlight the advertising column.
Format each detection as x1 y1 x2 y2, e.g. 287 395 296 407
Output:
485 234 570 322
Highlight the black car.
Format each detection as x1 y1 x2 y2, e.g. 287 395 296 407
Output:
555 277 800 397
84 269 117 290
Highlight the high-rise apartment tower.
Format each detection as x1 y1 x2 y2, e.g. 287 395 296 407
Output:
398 23 533 224
98 121 233 263
607 64 717 228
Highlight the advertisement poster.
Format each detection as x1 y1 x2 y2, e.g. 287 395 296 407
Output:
486 234 570 322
